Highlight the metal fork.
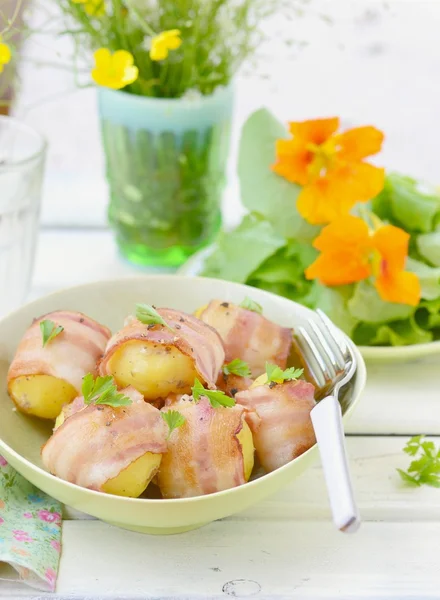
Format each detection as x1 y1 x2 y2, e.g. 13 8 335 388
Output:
295 309 360 534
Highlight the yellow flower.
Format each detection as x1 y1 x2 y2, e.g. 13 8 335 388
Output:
72 0 105 17
0 38 12 74
150 29 182 61
92 48 139 90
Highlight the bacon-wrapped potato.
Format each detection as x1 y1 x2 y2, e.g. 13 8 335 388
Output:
235 379 316 472
198 300 292 378
100 309 225 402
7 311 111 420
42 388 168 498
158 396 254 498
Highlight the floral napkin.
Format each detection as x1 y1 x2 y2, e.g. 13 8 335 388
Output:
0 455 62 592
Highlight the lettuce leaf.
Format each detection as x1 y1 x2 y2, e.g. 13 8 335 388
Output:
407 257 440 300
247 241 317 306
201 214 284 282
372 173 440 233
352 317 433 346
347 280 414 323
417 231 440 267
238 108 318 242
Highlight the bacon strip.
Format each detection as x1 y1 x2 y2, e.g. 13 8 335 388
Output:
158 396 247 498
42 387 168 491
199 300 292 378
216 372 253 398
7 311 111 392
235 380 316 472
100 309 225 389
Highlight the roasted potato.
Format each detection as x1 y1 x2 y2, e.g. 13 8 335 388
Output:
9 375 77 420
107 340 197 401
237 419 254 481
101 452 162 498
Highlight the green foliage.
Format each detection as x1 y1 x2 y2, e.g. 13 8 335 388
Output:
265 363 303 383
398 435 440 488
82 374 132 407
222 359 252 378
192 378 236 408
56 0 291 97
40 320 64 347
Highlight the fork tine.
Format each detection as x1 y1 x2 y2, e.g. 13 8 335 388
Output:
316 309 349 361
307 319 344 374
297 326 333 387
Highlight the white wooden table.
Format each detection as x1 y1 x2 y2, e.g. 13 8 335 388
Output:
0 228 439 599
3 2 440 596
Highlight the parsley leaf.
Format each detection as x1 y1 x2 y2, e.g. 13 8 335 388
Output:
82 374 132 408
222 359 251 378
398 435 440 487
191 378 236 408
265 362 304 383
40 320 64 347
161 410 186 439
136 303 174 331
240 296 263 314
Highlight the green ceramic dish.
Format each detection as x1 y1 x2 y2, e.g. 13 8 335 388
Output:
0 276 366 535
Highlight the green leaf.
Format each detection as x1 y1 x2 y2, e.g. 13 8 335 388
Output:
417 231 440 267
406 258 440 300
82 374 132 408
351 317 432 347
313 284 359 338
40 320 64 347
201 214 285 283
372 173 440 233
397 469 420 486
398 435 440 488
348 280 414 324
265 362 303 383
222 359 251 378
238 108 318 241
161 410 186 439
191 378 236 408
240 296 263 314
416 298 440 331
247 241 318 307
136 304 173 330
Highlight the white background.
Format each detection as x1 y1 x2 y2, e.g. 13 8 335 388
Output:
14 0 440 229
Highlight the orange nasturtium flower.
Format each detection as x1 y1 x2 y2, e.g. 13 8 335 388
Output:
91 49 139 90
0 37 12 74
305 215 421 306
72 0 105 17
150 30 182 61
272 117 385 225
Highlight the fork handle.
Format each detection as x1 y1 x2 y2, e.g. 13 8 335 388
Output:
311 395 360 533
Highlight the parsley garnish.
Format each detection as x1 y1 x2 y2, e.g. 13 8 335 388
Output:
161 410 186 439
136 303 174 331
191 378 236 408
265 362 304 383
40 320 64 347
82 374 132 408
222 359 251 378
397 435 440 487
240 297 263 314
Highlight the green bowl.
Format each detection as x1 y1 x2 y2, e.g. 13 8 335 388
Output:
0 276 366 535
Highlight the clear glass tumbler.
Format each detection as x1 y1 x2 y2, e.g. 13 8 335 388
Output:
0 116 47 315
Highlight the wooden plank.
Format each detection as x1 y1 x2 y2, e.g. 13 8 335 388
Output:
2 520 440 598
31 230 440 436
62 437 440 523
